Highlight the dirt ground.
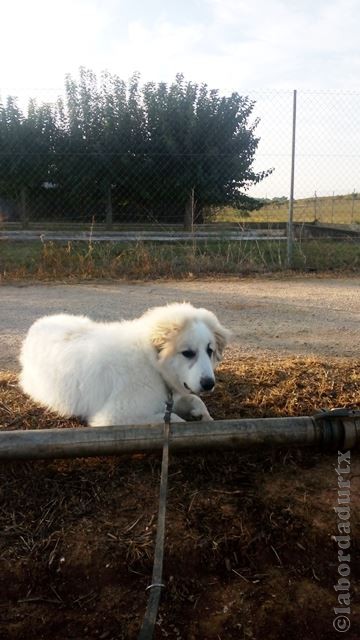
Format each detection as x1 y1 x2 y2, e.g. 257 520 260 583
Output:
0 276 359 639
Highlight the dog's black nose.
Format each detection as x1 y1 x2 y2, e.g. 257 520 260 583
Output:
200 377 215 391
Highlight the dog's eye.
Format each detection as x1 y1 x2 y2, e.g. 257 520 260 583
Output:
182 350 196 359
207 346 214 357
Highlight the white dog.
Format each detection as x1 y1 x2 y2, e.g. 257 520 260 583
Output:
19 303 230 427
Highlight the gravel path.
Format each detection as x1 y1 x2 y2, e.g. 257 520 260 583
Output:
1 276 359 371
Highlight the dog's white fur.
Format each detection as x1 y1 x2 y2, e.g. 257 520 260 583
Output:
19 303 230 427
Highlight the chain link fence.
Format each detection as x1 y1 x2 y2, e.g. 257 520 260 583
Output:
251 90 360 223
1 82 359 270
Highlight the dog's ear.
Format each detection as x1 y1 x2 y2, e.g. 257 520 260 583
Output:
151 322 180 353
214 325 232 361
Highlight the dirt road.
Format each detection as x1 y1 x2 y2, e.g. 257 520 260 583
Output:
1 276 359 371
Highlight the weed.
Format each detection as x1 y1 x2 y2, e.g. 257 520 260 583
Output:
1 236 359 282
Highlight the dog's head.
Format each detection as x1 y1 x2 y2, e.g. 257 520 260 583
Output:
146 303 231 395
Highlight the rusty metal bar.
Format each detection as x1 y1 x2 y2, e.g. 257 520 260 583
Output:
0 411 359 460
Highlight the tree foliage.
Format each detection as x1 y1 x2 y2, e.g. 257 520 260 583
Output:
0 70 272 225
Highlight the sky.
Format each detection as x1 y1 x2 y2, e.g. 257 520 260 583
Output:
1 0 360 198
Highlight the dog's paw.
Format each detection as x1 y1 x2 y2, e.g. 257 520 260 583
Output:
173 394 213 421
187 396 213 421
190 406 213 421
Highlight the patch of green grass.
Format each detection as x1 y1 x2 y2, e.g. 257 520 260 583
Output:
0 238 359 282
292 239 360 270
0 241 43 274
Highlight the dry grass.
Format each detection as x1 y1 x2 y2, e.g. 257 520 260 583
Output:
1 237 360 283
217 194 360 224
1 355 359 430
213 354 360 418
0 356 359 639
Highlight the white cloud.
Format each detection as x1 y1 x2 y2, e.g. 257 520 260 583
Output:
2 0 359 94
204 0 360 88
113 19 207 79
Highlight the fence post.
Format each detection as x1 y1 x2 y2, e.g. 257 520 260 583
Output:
351 190 356 223
287 89 297 267
313 190 319 221
105 185 113 230
20 186 29 229
184 187 194 232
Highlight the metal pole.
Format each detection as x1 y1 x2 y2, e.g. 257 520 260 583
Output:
0 412 358 460
105 184 113 230
351 190 356 223
287 89 297 267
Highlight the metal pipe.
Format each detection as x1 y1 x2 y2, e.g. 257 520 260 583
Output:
0 411 359 460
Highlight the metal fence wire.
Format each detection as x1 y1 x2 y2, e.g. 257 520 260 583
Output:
0 82 360 266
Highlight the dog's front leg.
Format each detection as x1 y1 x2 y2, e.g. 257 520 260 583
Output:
173 394 213 422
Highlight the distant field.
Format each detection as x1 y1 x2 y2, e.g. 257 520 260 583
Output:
216 194 360 225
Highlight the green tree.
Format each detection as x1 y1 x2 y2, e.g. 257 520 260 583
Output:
0 95 58 224
52 68 147 223
0 71 272 227
141 74 271 227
